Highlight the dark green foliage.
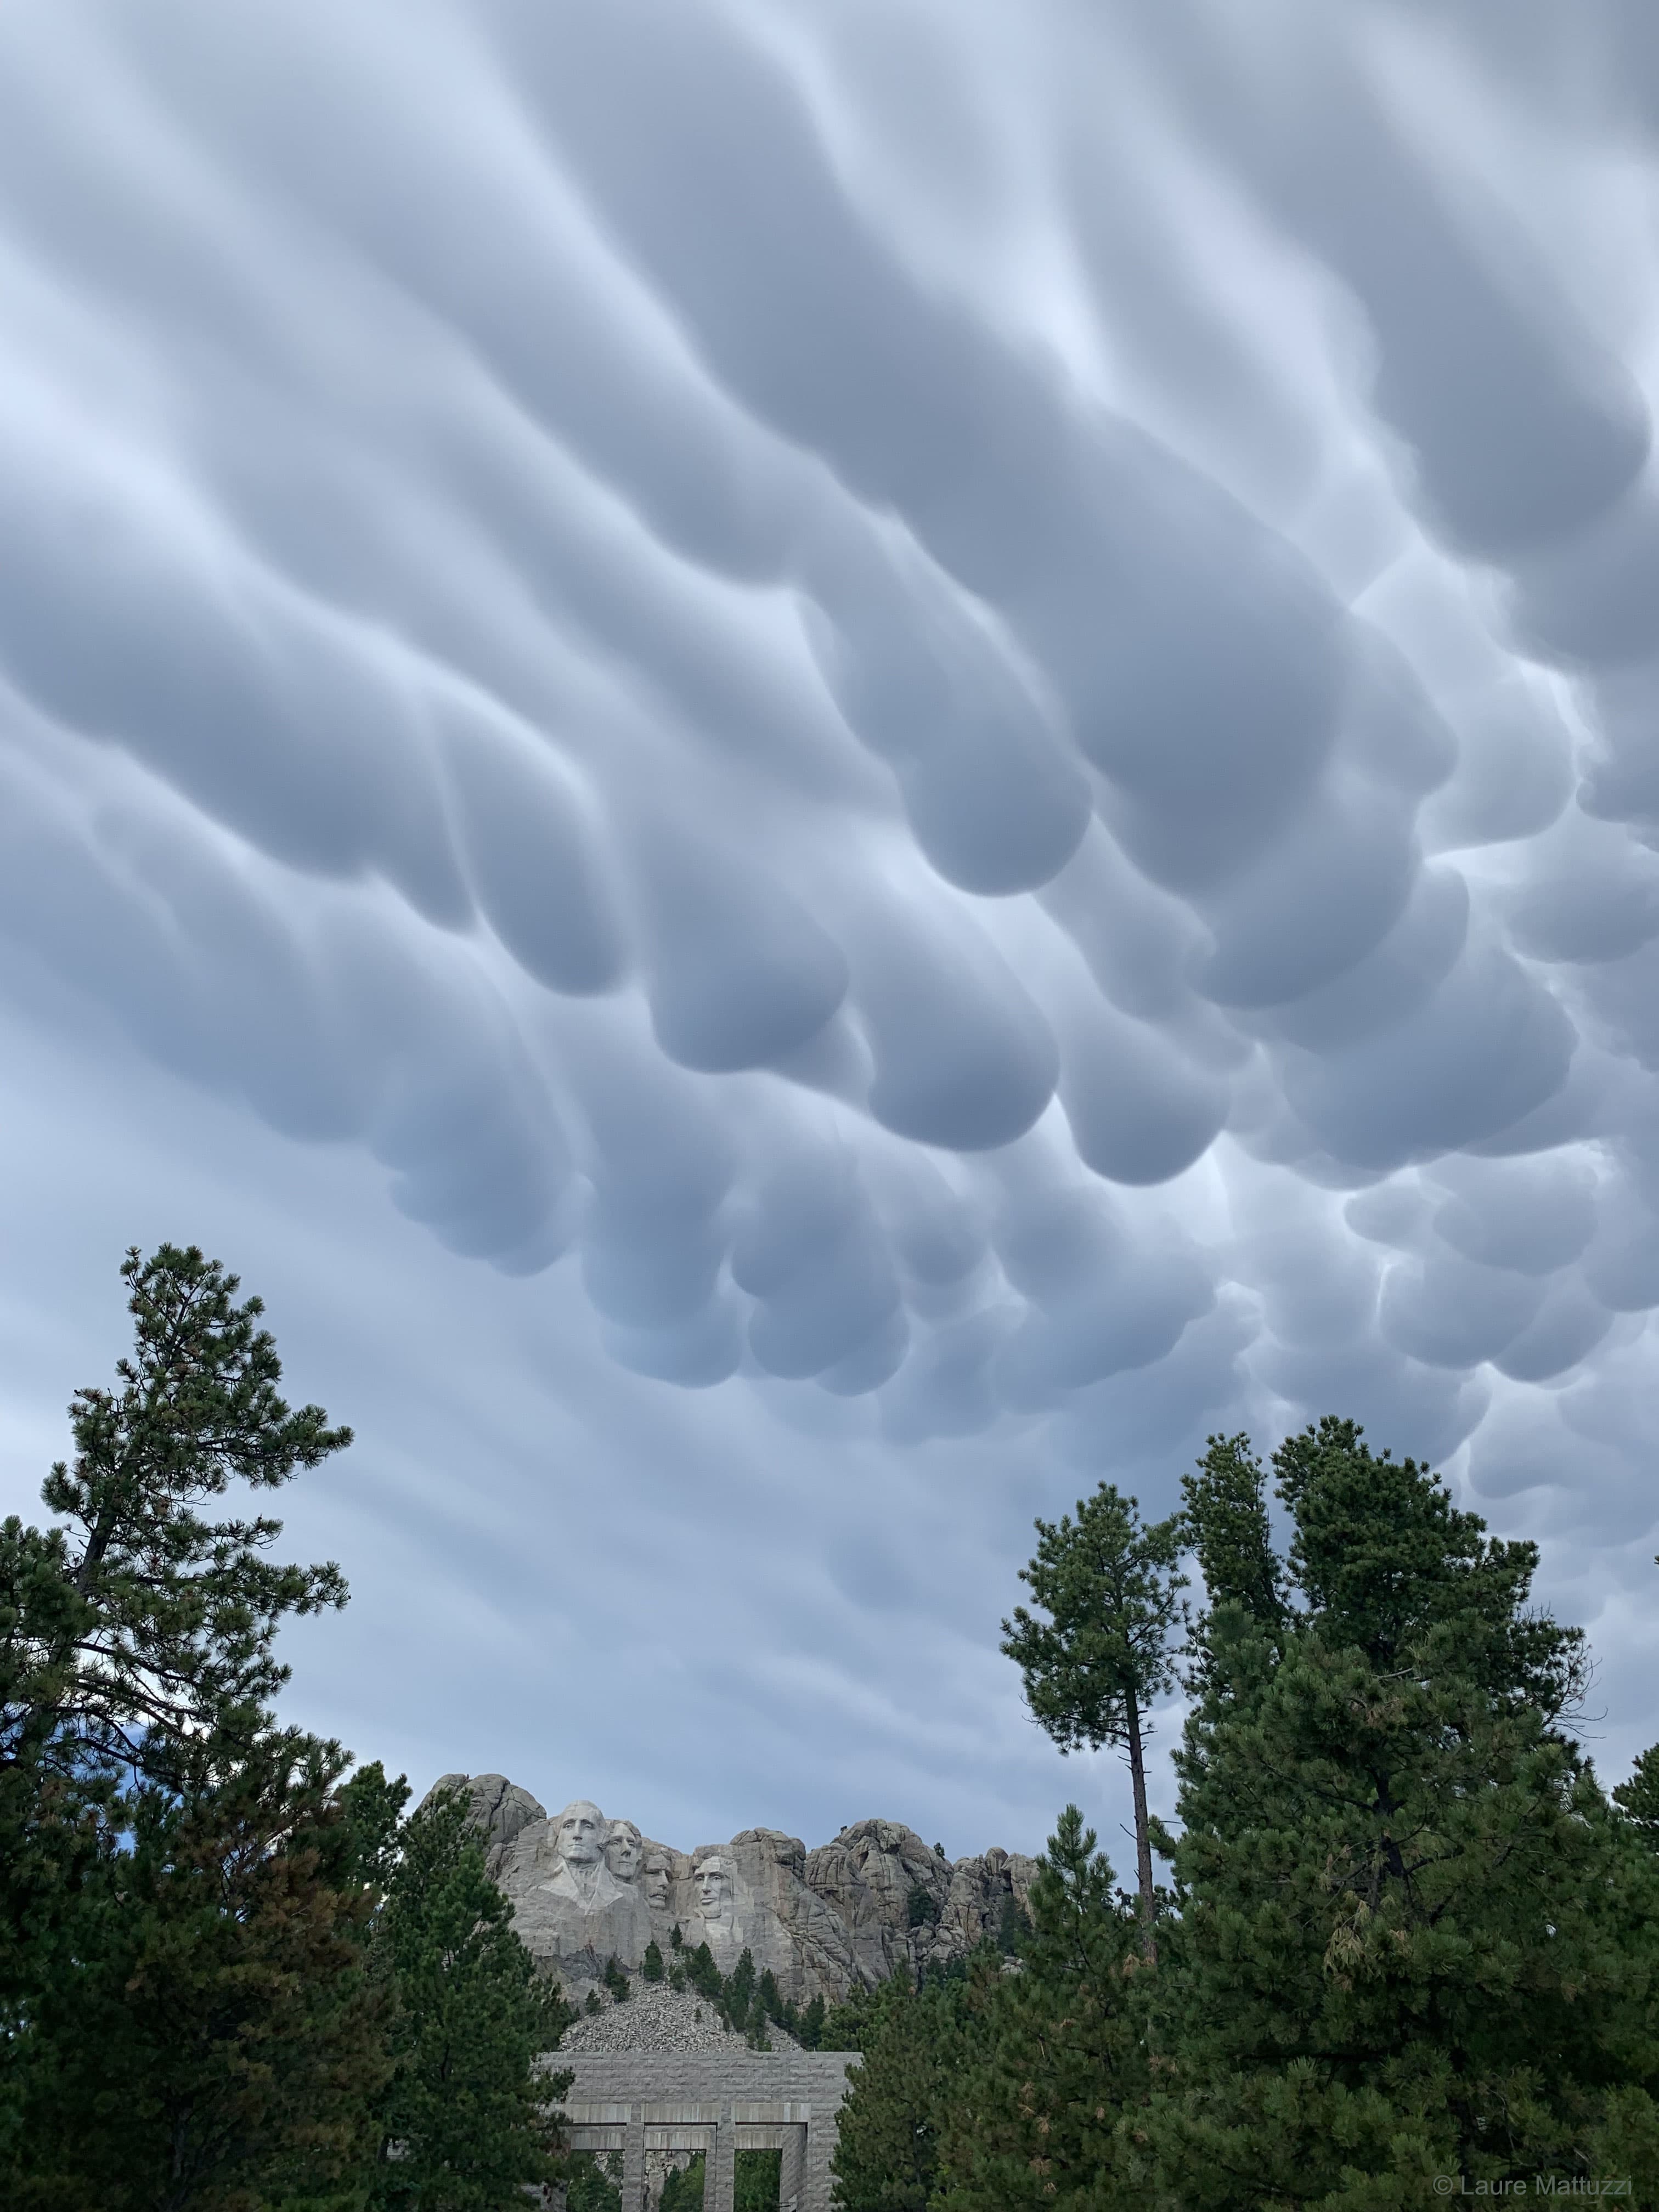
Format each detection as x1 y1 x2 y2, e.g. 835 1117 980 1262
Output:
812 1420 1659 2207
935 1807 1147 2211
933 1841 946 1859
906 1882 940 1928
1180 1431 1285 1637
367 1781 573 2210
670 1920 684 1949
994 1892 1031 1956
1145 1418 1659 2204
725 1945 756 2031
830 1972 964 2211
798 1992 827 2049
10 1731 391 2212
821 1978 885 2054
1001 1482 1186 1928
684 1940 724 2001
661 2152 705 2210
1616 1745 1659 1849
13 1244 351 1791
565 2149 623 2211
1274 1417 1587 1717
584 1989 602 2015
736 2146 782 2208
1 1244 370 2209
642 1937 665 1982
601 1953 630 2004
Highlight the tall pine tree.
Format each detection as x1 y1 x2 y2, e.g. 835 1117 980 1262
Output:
366 1781 573 2211
1148 1418 1659 2205
934 1807 1148 2212
1 1244 371 2209
1002 1484 1186 1936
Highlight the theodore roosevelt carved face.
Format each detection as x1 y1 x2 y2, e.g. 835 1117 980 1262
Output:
644 1852 672 1912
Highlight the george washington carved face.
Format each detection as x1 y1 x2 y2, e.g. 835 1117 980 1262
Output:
554 1801 606 1866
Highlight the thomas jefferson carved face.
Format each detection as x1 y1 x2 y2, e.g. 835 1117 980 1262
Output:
694 1855 733 1920
555 1801 605 1866
605 1820 643 1883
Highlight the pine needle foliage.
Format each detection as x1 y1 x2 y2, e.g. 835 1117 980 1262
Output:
366 1784 573 2212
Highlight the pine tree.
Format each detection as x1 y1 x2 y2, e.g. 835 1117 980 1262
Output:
10 1726 391 2212
566 2152 623 2211
1615 1745 1659 1850
1181 1432 1285 1639
684 1942 723 2001
8 1244 351 1790
1 1244 368 2207
725 1945 757 2032
1147 1418 1659 2204
830 1973 961 2211
934 1807 1147 2211
736 2148 783 2208
368 1783 574 2211
1001 1484 1186 1937
661 2152 706 2210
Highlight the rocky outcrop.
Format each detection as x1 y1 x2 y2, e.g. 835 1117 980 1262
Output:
436 1775 1042 2004
420 1771 546 1869
805 1820 1040 1987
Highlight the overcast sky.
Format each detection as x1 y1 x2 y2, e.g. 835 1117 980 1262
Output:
2 0 1658 1864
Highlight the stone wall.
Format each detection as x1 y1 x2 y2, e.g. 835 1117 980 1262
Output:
551 2050 857 2212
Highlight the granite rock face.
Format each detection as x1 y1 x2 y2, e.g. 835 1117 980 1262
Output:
437 1776 1041 2002
420 1771 546 1867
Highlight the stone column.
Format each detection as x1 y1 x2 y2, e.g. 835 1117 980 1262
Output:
801 2109 837 2212
620 2104 645 2212
707 2101 737 2212
779 2122 806 2211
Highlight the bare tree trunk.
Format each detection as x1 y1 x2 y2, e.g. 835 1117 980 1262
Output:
1124 1685 1156 1955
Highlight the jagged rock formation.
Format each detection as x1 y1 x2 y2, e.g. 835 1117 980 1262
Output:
423 1776 1040 2002
425 1771 546 1862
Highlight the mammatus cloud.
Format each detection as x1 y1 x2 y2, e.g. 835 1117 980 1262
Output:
2 0 1658 1832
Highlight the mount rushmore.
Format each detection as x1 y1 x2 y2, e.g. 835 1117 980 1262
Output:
428 1773 1041 2004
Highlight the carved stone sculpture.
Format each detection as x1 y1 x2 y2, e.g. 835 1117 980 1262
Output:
685 1848 743 1973
492 1798 651 1979
642 1849 674 1916
605 1818 644 1885
439 1773 1039 2004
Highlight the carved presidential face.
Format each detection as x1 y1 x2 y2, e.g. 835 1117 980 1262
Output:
644 1853 672 1910
605 1821 643 1882
694 1857 732 1917
555 1801 605 1866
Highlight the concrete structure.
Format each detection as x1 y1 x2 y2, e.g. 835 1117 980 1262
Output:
550 2050 858 2212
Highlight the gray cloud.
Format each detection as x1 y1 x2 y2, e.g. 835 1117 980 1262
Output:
1 0 1657 1843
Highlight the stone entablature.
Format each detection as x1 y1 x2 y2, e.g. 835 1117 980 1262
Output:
549 2050 857 2212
